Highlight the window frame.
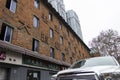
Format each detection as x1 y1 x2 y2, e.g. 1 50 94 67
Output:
6 0 17 13
74 47 76 53
60 36 63 45
32 38 39 52
50 28 54 38
68 42 71 50
62 53 65 61
33 15 39 28
4 26 13 42
27 70 40 80
34 0 40 8
49 12 53 21
50 47 54 58
66 30 69 37
59 22 62 30
70 57 73 64
0 23 13 42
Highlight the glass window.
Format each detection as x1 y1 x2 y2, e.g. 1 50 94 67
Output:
34 0 40 8
4 26 12 42
66 30 69 37
0 23 13 42
27 70 40 80
79 51 81 57
59 22 62 30
70 57 73 64
10 0 17 13
68 42 71 50
49 12 53 21
50 47 54 58
62 53 65 61
74 47 76 53
60 36 63 45
50 28 53 38
32 39 39 52
6 0 17 13
33 16 39 27
70 56 118 68
0 67 10 80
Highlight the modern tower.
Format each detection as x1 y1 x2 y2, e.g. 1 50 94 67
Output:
48 0 83 40
66 10 83 40
48 0 67 21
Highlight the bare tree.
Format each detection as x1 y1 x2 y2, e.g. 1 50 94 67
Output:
89 29 120 58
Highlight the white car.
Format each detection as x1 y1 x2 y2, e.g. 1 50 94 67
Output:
51 56 120 80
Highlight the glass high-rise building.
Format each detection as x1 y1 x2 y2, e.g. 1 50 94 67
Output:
48 0 83 40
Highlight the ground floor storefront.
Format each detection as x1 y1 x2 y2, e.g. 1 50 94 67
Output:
0 41 70 80
0 63 57 80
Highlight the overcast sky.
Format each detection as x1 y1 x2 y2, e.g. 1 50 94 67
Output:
64 0 120 46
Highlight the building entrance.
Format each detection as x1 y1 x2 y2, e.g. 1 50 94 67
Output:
0 67 10 80
27 70 40 80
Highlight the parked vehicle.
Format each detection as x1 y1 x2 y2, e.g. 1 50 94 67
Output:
51 56 120 80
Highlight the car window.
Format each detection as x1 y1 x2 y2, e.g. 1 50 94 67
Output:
70 56 118 68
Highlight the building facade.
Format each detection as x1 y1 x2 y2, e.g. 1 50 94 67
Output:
0 0 90 80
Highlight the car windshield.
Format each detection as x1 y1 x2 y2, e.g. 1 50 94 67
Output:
70 56 118 68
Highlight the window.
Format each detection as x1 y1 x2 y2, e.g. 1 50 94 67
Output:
79 51 81 57
68 42 71 50
66 30 69 37
74 47 76 53
70 56 118 68
70 57 73 64
62 53 65 61
33 16 39 27
50 28 54 38
32 38 39 52
59 22 62 30
34 0 40 8
0 67 10 80
0 23 13 42
50 47 54 58
27 70 40 80
49 12 53 21
82 53 84 58
6 0 17 13
60 36 63 45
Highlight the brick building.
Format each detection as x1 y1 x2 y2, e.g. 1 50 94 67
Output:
0 0 90 80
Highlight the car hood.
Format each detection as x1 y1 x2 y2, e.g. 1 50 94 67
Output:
57 66 120 76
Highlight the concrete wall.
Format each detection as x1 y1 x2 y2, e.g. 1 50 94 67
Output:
0 49 22 65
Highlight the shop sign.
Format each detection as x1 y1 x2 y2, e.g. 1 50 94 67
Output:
0 51 6 60
23 56 60 70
